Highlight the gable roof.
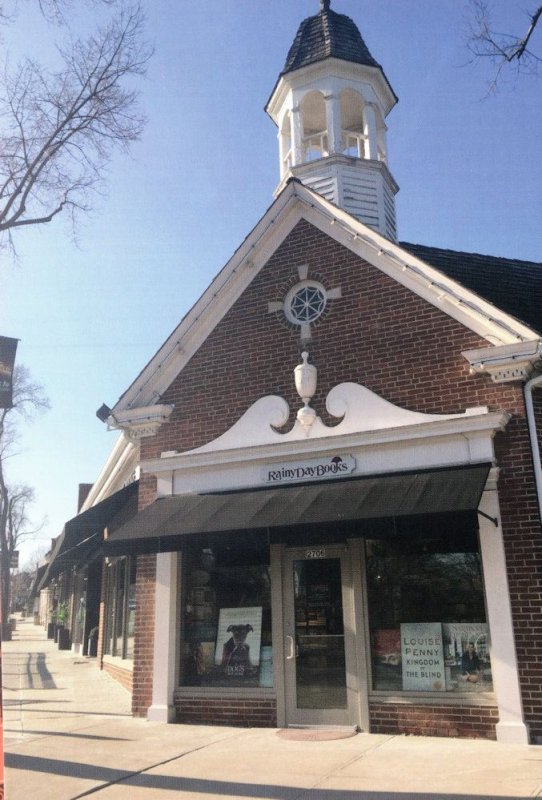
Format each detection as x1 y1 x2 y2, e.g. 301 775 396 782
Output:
401 243 542 335
111 181 540 415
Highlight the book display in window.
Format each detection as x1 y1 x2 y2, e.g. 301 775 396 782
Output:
215 606 263 679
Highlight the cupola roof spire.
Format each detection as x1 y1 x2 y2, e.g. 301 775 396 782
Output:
282 1 383 76
267 2 399 241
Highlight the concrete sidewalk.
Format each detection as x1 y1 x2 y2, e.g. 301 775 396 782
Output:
3 617 542 800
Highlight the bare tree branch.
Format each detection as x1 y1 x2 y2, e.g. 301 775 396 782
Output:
0 1 151 248
466 1 542 89
0 1 116 27
0 366 49 637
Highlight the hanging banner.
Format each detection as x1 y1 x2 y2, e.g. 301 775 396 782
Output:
0 337 18 409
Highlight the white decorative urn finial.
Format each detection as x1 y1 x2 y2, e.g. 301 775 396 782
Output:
294 351 317 433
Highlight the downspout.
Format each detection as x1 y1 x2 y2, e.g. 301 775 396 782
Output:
524 372 542 524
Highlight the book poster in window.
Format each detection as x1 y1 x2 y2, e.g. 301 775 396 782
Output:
442 622 492 692
372 628 402 691
401 622 445 691
183 640 215 680
374 629 401 667
214 607 263 679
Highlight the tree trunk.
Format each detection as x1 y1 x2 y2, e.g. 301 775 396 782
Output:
1 555 12 641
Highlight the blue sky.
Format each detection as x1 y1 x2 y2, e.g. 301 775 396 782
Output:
3 0 541 567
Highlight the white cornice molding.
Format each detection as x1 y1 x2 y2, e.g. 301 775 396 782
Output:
145 413 507 477
80 434 138 511
266 58 397 121
107 404 174 442
462 340 542 383
111 182 539 416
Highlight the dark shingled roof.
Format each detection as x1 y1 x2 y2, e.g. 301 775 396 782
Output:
282 2 381 75
401 242 542 335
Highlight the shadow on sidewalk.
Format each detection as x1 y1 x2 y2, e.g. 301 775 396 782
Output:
4 706 130 716
2 700 69 706
2 652 56 689
3 728 131 741
4 752 525 800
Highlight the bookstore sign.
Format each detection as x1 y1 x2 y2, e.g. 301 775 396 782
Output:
262 454 356 485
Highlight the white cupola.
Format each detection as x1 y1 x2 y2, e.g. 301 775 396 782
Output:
266 0 399 241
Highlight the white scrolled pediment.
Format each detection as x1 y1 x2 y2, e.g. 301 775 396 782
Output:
325 382 483 434
165 383 489 457
188 395 290 453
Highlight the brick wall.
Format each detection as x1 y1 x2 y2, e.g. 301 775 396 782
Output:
142 220 504 463
131 473 158 716
131 552 157 716
133 219 542 736
369 702 498 739
174 694 277 728
103 661 133 694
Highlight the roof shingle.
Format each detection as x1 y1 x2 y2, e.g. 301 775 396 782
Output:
282 3 380 75
401 242 542 335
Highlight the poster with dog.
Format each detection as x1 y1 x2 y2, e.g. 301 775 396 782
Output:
214 607 263 678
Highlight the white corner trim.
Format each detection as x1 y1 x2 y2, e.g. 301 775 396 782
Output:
462 340 542 383
478 486 529 744
148 552 178 724
107 404 174 441
80 435 138 511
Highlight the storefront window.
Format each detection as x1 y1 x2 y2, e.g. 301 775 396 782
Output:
104 556 137 660
366 515 493 694
180 538 272 688
125 559 137 659
114 562 126 656
71 571 87 648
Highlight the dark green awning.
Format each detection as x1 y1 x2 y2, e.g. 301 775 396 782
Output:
104 464 490 556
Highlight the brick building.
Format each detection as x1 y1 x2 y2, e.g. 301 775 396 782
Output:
41 1 542 744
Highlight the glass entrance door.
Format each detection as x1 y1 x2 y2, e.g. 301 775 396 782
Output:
283 546 356 727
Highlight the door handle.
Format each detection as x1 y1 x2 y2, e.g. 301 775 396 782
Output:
286 634 295 660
